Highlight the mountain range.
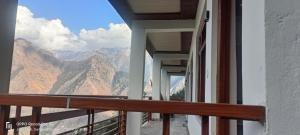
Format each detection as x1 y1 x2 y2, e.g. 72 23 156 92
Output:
9 38 135 134
10 38 130 96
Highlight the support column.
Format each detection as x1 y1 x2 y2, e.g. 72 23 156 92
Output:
0 0 17 93
152 55 161 120
161 69 167 100
0 1 18 135
126 22 146 135
243 0 265 135
166 75 171 101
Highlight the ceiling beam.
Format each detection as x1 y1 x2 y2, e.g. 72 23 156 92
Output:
181 32 193 52
154 53 189 60
108 0 135 27
109 0 199 27
146 37 156 57
181 0 199 18
168 71 186 76
162 66 186 71
135 13 182 20
154 51 189 54
133 20 195 33
162 65 186 68
133 0 199 20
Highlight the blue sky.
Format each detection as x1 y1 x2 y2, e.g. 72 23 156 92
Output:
19 0 124 33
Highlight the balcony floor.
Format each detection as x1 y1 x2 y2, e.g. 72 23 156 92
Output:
141 114 189 135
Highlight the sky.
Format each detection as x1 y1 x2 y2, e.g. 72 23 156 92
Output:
15 0 131 51
18 0 124 33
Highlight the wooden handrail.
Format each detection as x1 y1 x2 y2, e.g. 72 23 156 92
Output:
71 99 265 121
3 94 128 99
0 94 265 121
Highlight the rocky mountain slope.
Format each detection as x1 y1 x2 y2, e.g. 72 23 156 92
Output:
9 39 131 134
10 39 62 94
8 38 165 134
10 38 129 96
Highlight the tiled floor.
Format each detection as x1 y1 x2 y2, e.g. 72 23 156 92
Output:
141 115 189 135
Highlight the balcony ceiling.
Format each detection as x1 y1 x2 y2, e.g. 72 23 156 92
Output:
108 0 196 73
162 60 187 73
148 32 192 54
146 31 191 73
163 60 182 66
128 0 180 13
109 0 199 22
148 32 181 51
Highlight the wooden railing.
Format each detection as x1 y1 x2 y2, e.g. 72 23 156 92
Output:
57 115 121 135
142 96 152 125
2 95 128 135
0 94 265 135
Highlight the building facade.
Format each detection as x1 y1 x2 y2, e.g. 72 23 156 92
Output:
109 0 300 135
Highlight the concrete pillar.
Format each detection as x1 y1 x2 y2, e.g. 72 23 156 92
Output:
185 71 190 102
151 55 161 119
166 75 171 101
0 0 18 94
161 69 167 100
0 1 18 134
126 22 146 135
242 0 266 135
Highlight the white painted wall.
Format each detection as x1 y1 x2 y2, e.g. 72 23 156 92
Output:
185 0 300 135
243 0 300 134
265 0 300 134
242 0 266 135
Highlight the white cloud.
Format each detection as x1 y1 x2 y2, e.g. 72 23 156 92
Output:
15 6 131 51
80 23 131 49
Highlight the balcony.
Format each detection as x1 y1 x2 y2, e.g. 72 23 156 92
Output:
0 94 265 135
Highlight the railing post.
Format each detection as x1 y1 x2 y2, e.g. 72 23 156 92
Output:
216 0 232 135
14 106 21 135
122 111 127 135
86 109 91 135
91 109 94 135
0 105 10 135
202 116 209 135
30 107 41 135
147 112 152 122
162 114 170 135
148 97 152 122
118 111 122 135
